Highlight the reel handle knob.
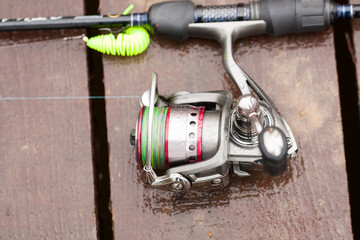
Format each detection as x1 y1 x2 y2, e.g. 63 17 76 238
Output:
259 126 288 176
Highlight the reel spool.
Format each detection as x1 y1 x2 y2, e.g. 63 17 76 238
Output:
136 105 221 170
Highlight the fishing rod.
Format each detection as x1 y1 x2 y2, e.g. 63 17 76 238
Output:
0 0 359 39
2 0 359 56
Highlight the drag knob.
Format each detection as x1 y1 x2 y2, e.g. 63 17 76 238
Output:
259 126 288 176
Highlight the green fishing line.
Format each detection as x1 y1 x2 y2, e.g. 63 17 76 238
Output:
140 106 169 170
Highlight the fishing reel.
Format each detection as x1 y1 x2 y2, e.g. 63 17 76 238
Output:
130 72 297 192
130 19 298 192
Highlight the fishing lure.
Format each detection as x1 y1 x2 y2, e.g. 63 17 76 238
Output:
83 4 151 56
84 27 150 56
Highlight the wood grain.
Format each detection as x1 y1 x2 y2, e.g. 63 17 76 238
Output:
0 1 97 239
101 1 352 239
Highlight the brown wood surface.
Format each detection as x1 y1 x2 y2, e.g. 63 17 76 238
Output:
0 1 97 239
352 0 360 113
101 0 352 239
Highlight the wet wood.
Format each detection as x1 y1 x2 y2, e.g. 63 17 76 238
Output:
102 0 352 239
0 1 96 239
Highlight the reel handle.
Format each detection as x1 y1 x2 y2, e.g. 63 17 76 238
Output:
258 126 288 176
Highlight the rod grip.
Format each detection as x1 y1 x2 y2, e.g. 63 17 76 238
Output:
259 0 335 36
148 1 195 41
354 5 360 18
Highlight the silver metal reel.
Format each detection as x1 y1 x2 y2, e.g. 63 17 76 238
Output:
135 72 296 192
133 21 298 192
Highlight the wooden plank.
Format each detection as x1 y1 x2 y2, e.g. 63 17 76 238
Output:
352 0 360 114
0 1 97 239
101 0 352 239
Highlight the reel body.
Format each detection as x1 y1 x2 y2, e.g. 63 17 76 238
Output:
131 73 297 191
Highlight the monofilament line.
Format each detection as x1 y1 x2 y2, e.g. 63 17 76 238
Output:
0 96 140 101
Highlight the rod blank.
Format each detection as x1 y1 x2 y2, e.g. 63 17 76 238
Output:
0 13 148 31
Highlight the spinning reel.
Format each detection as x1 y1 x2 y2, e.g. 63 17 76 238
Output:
131 71 297 192
129 10 298 192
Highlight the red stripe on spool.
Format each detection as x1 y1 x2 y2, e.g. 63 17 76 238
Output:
165 105 172 169
137 107 144 168
197 107 205 162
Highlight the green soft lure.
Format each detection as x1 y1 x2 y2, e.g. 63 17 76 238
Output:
85 26 150 56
